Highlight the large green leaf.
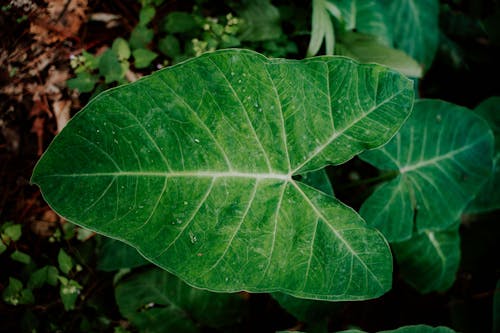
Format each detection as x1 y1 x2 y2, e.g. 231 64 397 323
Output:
360 99 494 242
377 0 439 70
393 224 460 293
115 268 246 333
282 324 457 333
355 0 392 46
467 97 500 213
32 49 414 301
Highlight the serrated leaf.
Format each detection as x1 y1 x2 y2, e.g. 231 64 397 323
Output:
360 100 494 242
98 49 125 83
377 0 439 70
115 268 246 332
393 225 460 293
467 97 500 213
32 49 414 301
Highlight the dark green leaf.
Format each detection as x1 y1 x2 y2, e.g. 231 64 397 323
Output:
32 49 414 301
97 237 149 271
355 0 392 46
393 224 460 293
28 265 59 289
158 35 181 58
2 277 34 305
494 279 500 333
0 241 6 254
379 325 457 333
377 0 439 70
300 168 334 196
467 97 500 213
98 49 125 83
115 268 247 332
163 12 199 34
129 26 154 50
360 99 494 242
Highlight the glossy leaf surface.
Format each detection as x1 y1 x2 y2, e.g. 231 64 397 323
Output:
467 97 500 213
360 100 494 242
393 224 460 293
115 268 246 333
32 49 414 300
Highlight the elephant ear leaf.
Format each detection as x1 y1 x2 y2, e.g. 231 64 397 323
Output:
360 99 494 242
32 49 413 301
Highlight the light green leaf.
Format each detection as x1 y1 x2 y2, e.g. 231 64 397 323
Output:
4 223 22 241
97 236 149 271
59 277 82 311
139 5 155 26
112 38 131 61
393 224 460 293
158 35 181 58
58 249 73 275
115 268 246 332
467 97 500 213
308 0 336 56
237 0 282 41
32 49 414 301
377 0 439 70
336 32 422 77
67 72 98 93
133 48 158 69
98 49 125 83
0 241 6 254
360 99 494 242
10 250 31 264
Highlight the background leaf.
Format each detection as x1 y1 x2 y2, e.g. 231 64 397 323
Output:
97 237 149 271
236 0 282 42
392 223 460 293
360 99 494 242
376 0 439 70
115 268 247 333
32 49 414 301
466 96 500 213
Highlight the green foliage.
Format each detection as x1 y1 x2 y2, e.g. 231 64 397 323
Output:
32 49 415 301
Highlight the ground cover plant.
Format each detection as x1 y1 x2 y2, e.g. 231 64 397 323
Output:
1 0 499 332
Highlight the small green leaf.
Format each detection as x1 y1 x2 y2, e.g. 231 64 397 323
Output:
139 5 155 26
2 277 34 305
336 32 422 78
360 99 494 242
0 240 6 254
10 250 31 264
115 268 246 332
98 49 125 83
163 12 199 33
158 35 181 58
112 38 131 61
32 49 414 301
133 48 158 69
58 249 73 275
67 72 98 93
129 26 154 50
59 278 82 311
28 265 60 289
467 96 500 213
97 237 149 271
4 223 22 241
393 224 461 293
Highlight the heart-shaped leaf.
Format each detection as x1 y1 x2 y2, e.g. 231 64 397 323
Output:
32 49 414 300
360 99 494 242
